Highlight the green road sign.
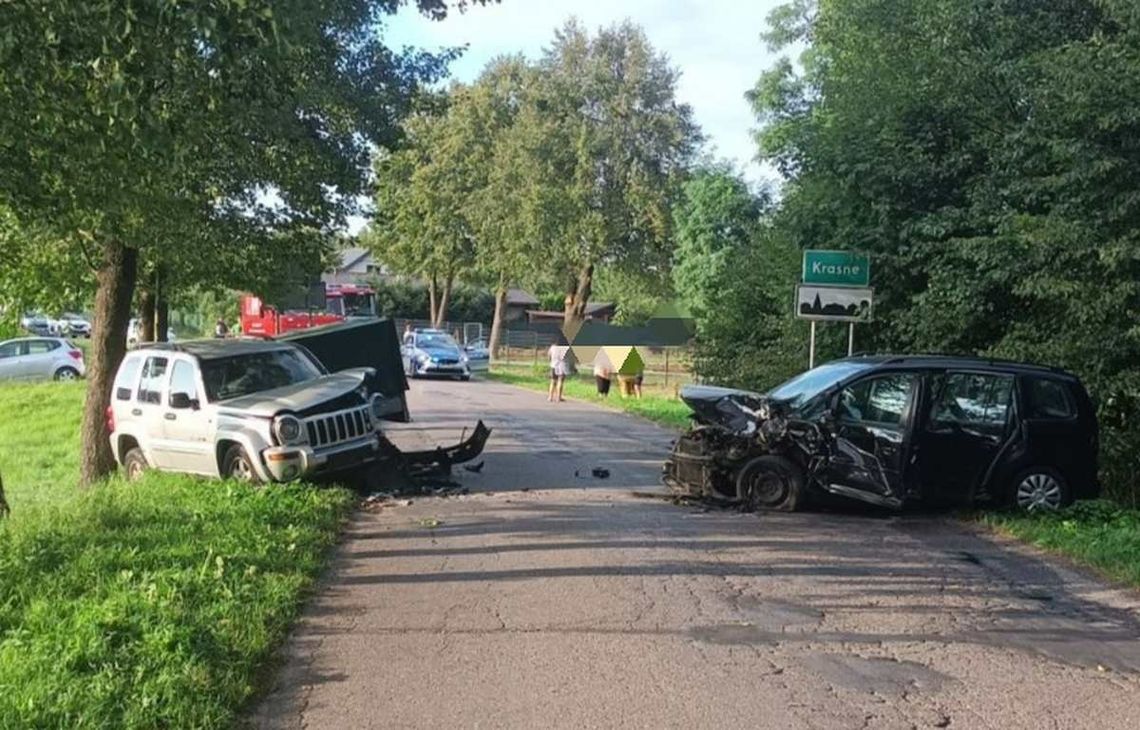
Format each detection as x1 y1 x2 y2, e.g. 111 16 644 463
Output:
802 250 870 287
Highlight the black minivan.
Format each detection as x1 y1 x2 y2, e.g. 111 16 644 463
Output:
663 356 1099 512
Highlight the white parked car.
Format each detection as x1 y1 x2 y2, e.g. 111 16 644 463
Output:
108 339 401 483
58 313 92 338
0 337 86 381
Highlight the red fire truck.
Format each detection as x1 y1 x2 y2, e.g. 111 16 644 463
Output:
240 283 378 337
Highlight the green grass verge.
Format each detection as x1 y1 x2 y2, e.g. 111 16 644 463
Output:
486 367 692 429
981 501 1140 588
0 382 354 728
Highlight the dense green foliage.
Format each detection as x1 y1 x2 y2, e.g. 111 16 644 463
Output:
734 0 1140 502
0 382 353 727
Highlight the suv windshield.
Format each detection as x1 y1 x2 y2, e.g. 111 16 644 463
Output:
768 361 873 409
200 349 322 402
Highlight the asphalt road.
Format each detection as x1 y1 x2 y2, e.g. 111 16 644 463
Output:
255 377 1140 729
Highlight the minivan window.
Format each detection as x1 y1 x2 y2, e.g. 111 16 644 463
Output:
1025 377 1075 419
137 357 169 405
768 361 873 409
837 373 916 426
929 372 1013 436
114 356 143 400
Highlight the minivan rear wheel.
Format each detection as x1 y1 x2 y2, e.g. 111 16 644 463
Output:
222 444 261 484
736 455 805 512
1012 468 1071 512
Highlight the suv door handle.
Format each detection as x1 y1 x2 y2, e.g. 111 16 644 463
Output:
164 413 176 421
131 408 142 416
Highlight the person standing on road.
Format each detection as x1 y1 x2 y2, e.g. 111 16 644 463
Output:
548 342 571 402
403 323 414 345
214 319 229 338
593 349 613 398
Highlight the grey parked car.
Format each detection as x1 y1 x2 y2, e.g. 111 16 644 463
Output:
0 337 86 381
108 339 403 483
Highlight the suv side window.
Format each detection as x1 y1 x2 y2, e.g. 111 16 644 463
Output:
137 356 169 405
114 356 143 400
168 360 199 404
837 373 917 427
929 372 1014 436
1025 377 1075 420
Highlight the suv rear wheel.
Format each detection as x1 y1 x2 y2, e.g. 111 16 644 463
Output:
736 455 805 512
1012 468 1071 512
124 447 148 481
222 444 261 484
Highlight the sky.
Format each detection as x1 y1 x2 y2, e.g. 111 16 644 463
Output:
381 0 787 190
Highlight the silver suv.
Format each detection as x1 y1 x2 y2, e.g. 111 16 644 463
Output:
108 339 398 483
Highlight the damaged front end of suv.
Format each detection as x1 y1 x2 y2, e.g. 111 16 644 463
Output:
662 385 826 511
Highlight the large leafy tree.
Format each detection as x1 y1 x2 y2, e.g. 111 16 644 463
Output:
672 166 768 321
752 0 1140 500
530 20 701 329
0 0 479 484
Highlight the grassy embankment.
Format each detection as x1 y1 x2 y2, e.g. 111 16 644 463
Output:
486 363 692 428
0 382 353 728
489 363 1140 590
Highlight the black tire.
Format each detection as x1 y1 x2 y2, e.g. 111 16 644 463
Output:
459 374 471 382
1010 467 1071 512
221 444 261 484
124 447 149 481
54 366 80 381
736 455 805 512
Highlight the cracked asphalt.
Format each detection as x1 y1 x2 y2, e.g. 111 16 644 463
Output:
254 377 1140 729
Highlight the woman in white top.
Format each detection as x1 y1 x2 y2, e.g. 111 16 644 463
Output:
547 343 571 402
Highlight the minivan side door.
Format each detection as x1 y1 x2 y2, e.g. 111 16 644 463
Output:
914 371 1015 504
822 371 920 508
1018 375 1094 493
161 357 216 475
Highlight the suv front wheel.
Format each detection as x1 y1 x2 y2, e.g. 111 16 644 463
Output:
222 444 261 484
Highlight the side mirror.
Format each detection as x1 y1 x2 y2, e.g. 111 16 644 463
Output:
170 392 195 410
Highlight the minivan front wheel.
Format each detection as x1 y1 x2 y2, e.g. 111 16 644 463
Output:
1012 468 1071 512
736 455 805 512
222 444 261 484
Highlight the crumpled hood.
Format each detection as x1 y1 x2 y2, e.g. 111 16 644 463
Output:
216 368 371 418
680 384 768 432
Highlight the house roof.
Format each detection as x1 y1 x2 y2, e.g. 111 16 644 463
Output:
336 247 372 272
505 288 539 306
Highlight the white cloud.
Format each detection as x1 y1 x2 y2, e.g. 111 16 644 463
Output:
382 0 786 189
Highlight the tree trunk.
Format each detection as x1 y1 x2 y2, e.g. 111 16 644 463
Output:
563 262 594 332
488 275 508 363
80 240 138 486
138 285 155 343
427 274 438 326
155 265 169 342
0 472 9 519
435 271 455 329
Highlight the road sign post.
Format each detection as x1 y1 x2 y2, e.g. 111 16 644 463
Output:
797 251 872 367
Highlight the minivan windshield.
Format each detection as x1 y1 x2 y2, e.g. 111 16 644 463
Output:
768 361 873 409
200 349 322 402
416 332 457 349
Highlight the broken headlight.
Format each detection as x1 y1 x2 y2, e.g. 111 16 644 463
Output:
274 414 307 446
759 414 788 442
